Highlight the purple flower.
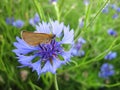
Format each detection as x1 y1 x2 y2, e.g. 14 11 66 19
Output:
13 20 24 28
29 13 40 26
112 14 118 19
104 51 117 60
13 21 74 76
107 29 117 36
6 17 14 25
99 63 115 79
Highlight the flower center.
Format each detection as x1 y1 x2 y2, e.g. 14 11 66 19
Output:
37 39 63 61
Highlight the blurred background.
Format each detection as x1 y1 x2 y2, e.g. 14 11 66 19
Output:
0 0 120 90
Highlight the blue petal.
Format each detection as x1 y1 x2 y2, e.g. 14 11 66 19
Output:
34 13 40 23
116 7 120 12
78 50 85 57
109 70 114 76
71 48 78 56
13 49 33 55
104 51 117 60
99 71 108 78
13 37 38 55
101 63 109 71
29 18 36 26
36 22 51 34
52 58 65 70
78 37 86 44
18 55 36 67
107 29 117 36
41 60 56 74
61 25 74 44
84 0 89 6
110 4 117 10
51 21 63 37
30 60 41 75
61 51 71 63
13 20 24 28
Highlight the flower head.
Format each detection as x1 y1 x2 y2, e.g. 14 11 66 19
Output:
71 37 86 57
29 13 40 26
6 17 14 25
79 18 84 28
99 63 115 79
13 20 24 28
110 4 117 10
83 0 89 6
102 7 109 13
116 7 120 12
112 14 118 19
102 4 110 13
78 50 85 57
50 0 58 5
13 21 74 76
104 51 117 60
107 29 117 37
78 37 86 44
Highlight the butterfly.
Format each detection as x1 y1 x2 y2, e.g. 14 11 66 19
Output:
21 31 55 46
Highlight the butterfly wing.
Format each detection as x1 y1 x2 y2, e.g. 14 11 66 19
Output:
21 31 53 46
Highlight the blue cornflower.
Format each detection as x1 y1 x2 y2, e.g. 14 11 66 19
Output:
116 7 120 12
102 4 109 13
34 13 40 23
107 28 117 36
102 6 109 13
112 13 118 19
29 13 40 26
13 20 24 28
104 51 117 60
83 0 89 6
6 17 14 25
50 0 58 5
71 37 86 57
79 18 84 28
78 50 85 57
78 37 86 44
71 49 85 57
99 63 115 79
13 21 74 76
110 4 117 10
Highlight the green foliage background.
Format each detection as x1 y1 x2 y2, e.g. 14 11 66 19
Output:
0 0 120 90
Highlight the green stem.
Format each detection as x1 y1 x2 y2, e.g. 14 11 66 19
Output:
54 74 59 90
75 0 110 41
59 38 119 74
33 0 46 21
54 3 60 21
104 82 120 88
0 37 6 71
75 2 90 42
85 0 110 29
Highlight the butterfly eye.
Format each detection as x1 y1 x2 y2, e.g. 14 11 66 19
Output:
52 35 56 39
